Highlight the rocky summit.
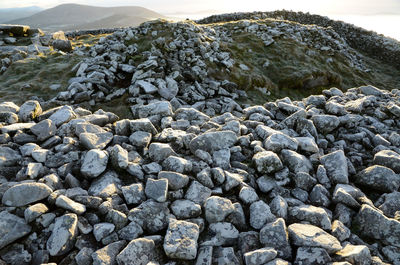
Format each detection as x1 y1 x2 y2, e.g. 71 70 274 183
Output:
0 9 400 265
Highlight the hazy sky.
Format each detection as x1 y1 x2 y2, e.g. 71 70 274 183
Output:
1 0 400 16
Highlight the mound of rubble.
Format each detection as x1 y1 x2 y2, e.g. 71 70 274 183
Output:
1 84 400 264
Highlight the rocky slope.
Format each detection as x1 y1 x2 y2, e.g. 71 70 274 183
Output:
0 11 400 265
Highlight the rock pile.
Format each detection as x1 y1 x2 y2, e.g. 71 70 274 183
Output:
1 84 400 264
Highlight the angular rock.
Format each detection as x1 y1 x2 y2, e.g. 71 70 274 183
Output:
55 195 86 215
30 119 56 141
148 143 176 162
128 200 170 233
18 100 42 122
281 149 312 173
204 196 235 223
189 131 237 153
295 247 331 265
289 205 331 230
356 165 400 192
253 151 283 174
336 244 372 265
311 115 340 134
121 183 146 205
320 150 349 184
158 171 189 190
0 211 31 249
116 238 157 265
373 150 400 173
244 247 277 265
260 218 292 259
81 149 109 178
145 178 168 203
185 181 212 205
92 240 126 265
79 132 113 150
171 199 202 219
46 213 78 256
0 146 21 167
250 200 275 230
164 220 200 260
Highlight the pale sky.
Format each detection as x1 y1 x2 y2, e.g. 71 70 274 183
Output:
1 0 400 16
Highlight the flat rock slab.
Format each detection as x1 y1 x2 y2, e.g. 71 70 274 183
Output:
79 132 113 150
0 24 30 36
288 223 342 254
0 211 31 249
2 182 53 207
189 130 237 153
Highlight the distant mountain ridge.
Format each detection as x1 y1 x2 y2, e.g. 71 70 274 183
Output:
0 6 43 23
6 3 166 31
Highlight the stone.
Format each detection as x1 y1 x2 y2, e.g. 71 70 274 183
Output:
121 183 146 205
24 203 49 223
134 101 173 118
128 200 170 233
289 205 331 230
118 221 144 241
295 137 319 153
204 196 235 223
18 100 42 122
93 223 115 241
0 211 31 249
382 246 400 265
92 240 126 265
137 80 158 94
158 77 179 100
331 220 351 241
81 149 109 178
320 150 349 184
195 246 213 265
294 172 317 191
116 238 157 265
288 223 342 254
129 118 158 135
189 131 237 153
185 181 212 205
129 131 152 148
162 156 192 173
145 178 168 202
311 115 340 134
158 171 189 190
264 133 298 152
46 213 78 256
253 151 283 174
171 199 202 219
56 195 86 215
75 247 94 265
164 220 200 260
2 183 52 207
0 146 21 167
0 101 19 113
269 196 288 220
250 200 275 230
336 244 372 265
212 247 240 265
208 222 239 246
48 106 76 127
373 150 400 173
260 218 292 259
294 247 331 265
80 132 114 150
109 144 128 170
0 111 18 124
88 172 121 198
244 248 277 265
356 165 400 192
356 204 400 247
148 143 176 162
52 39 73 52
281 149 312 173
239 186 259 204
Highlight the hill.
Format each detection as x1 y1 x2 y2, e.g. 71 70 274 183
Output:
6 3 166 31
0 6 43 23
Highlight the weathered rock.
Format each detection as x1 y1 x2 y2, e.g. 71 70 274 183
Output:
189 131 237 153
164 220 200 260
80 132 114 150
289 205 331 230
81 149 109 178
311 114 340 134
244 247 277 265
253 151 283 174
171 199 202 219
0 146 21 167
46 213 78 256
0 211 31 249
294 247 331 265
250 200 276 229
204 196 235 223
320 150 349 184
281 149 312 173
92 240 126 265
2 182 52 207
356 165 400 192
260 218 292 259
336 244 372 265
18 100 42 122
145 178 168 202
116 238 157 265
288 223 342 254
128 200 170 233
185 181 212 205
121 183 146 205
55 195 86 215
148 143 176 162
373 150 400 173
30 119 56 141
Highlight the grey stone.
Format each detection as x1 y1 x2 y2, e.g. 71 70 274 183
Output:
374 150 400 173
75 247 94 265
239 186 259 204
356 165 400 192
213 148 231 169
116 238 157 265
2 182 52 207
46 213 78 256
92 240 126 265
0 111 18 124
81 149 109 178
253 151 283 174
134 101 173 118
121 183 146 205
208 222 239 246
164 220 200 260
269 196 288 220
281 149 312 173
24 203 48 223
162 156 192 173
289 205 331 230
171 199 202 219
185 181 212 205
204 196 234 223
109 144 128 170
137 80 158 94
18 100 42 122
295 137 319 153
52 39 72 52
382 246 400 265
288 223 342 254
158 171 189 190
80 132 114 150
0 102 19 113
189 131 237 153
244 247 277 265
129 118 158 135
148 143 176 162
336 244 372 265
118 221 143 241
294 172 317 191
250 200 275 230
356 204 400 247
195 246 213 265
0 146 21 167
174 108 210 126
93 223 115 241
320 150 349 184
260 218 292 259
0 211 31 249
331 220 351 241
158 77 179 100
294 247 331 265
311 115 340 134
128 200 170 233
48 106 76 127
264 133 298 152
129 131 152 148
145 178 168 202
56 195 86 215
88 172 121 198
